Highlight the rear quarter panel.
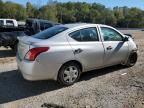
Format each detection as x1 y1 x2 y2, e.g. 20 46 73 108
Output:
34 32 75 65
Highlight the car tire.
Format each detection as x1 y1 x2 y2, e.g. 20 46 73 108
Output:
125 52 138 67
58 62 81 86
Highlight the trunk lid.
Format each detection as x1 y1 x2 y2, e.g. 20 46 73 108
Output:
17 36 40 60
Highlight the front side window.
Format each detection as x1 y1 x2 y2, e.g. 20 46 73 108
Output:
69 27 99 42
101 27 123 41
33 26 68 39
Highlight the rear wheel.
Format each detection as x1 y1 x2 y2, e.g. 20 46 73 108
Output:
58 62 81 86
125 52 138 67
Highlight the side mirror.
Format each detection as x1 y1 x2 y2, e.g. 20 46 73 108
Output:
124 33 134 39
123 37 129 41
124 34 132 38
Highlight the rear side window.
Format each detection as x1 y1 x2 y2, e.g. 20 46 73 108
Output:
6 20 14 27
69 30 81 41
26 20 32 28
69 27 99 42
33 26 68 39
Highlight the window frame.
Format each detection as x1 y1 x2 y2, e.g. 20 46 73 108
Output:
100 26 124 42
69 27 100 42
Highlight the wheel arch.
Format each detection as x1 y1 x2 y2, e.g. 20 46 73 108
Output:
55 60 83 80
124 50 138 66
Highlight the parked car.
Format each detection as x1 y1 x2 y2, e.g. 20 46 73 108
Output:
0 19 19 27
17 23 138 86
25 18 60 35
0 18 59 52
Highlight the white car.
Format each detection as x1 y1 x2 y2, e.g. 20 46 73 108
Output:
17 23 138 86
0 19 18 27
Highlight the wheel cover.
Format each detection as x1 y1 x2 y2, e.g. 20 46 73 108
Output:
63 66 79 83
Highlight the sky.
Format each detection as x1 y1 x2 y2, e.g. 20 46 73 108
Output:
4 0 144 10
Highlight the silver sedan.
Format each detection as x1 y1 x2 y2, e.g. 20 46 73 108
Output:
17 23 138 86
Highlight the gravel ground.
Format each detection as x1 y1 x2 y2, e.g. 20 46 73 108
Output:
0 30 144 108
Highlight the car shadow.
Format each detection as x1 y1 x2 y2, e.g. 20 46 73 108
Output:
80 65 127 81
0 65 127 104
0 49 15 58
0 70 62 104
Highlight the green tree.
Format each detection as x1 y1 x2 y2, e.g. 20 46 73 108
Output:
0 0 4 18
1 2 26 20
26 2 35 18
0 1 144 28
39 5 58 22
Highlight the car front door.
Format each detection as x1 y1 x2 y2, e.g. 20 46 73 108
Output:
67 26 104 71
99 26 129 66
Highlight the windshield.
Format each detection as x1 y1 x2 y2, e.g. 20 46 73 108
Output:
33 26 68 39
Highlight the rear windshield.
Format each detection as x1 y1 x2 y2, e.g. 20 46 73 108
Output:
33 26 68 39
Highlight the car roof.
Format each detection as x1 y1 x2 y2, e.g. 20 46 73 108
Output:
62 23 87 28
62 23 108 29
0 19 16 21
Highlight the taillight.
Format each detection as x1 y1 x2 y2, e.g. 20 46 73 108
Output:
25 47 49 61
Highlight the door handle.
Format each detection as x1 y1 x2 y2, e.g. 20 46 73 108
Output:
107 46 112 50
74 48 83 54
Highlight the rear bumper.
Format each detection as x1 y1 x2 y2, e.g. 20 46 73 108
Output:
16 55 62 81
20 71 48 81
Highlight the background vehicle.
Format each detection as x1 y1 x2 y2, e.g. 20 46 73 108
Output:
17 23 138 86
25 18 60 35
0 19 19 27
0 19 59 52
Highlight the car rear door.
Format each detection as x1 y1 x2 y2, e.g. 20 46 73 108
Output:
99 25 129 66
67 26 104 71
